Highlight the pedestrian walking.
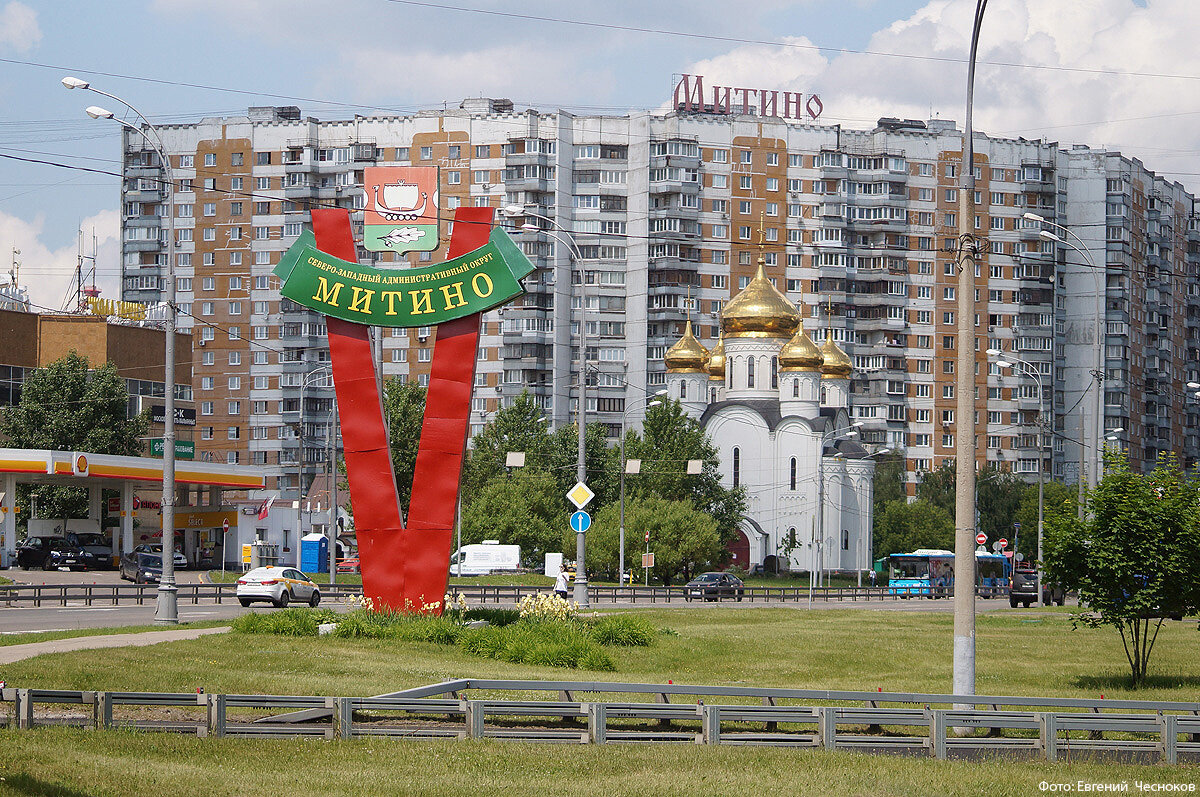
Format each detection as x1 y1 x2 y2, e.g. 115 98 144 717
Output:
554 565 570 599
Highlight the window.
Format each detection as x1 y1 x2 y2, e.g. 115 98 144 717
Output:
227 401 241 415
204 153 216 167
732 447 740 487
790 457 797 491
419 146 432 160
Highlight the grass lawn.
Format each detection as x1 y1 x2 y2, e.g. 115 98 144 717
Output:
0 620 229 648
2 607 1197 795
1 729 1193 797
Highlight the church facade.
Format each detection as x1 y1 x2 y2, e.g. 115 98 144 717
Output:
665 258 876 576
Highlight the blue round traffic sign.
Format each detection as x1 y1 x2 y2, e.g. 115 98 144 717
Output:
570 510 592 533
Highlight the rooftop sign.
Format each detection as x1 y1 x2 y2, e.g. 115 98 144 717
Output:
673 73 823 121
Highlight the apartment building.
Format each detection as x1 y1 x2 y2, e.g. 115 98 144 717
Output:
116 100 1200 498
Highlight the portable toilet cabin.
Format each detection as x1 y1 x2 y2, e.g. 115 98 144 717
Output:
300 533 328 573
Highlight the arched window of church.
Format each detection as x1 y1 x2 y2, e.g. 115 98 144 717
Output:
788 528 796 546
792 378 799 398
747 357 755 388
680 380 687 400
710 387 717 403
790 457 797 490
842 529 850 551
732 447 740 486
771 356 778 389
821 385 827 404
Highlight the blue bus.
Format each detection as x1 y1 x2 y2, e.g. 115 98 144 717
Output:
888 549 1010 597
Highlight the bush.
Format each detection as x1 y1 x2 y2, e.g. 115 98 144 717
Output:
463 607 520 626
231 608 335 637
587 614 655 647
517 593 577 622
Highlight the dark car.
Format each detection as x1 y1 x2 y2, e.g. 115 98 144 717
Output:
120 552 163 584
684 572 744 602
66 532 115 570
15 536 57 569
1009 565 1065 608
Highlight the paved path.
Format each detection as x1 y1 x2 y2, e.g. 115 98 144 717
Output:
0 625 230 665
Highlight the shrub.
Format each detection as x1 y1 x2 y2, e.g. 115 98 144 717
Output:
231 608 329 637
463 607 520 626
587 614 655 647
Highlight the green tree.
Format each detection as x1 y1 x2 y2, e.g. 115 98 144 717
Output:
915 461 1030 546
382 378 426 512
1013 480 1077 562
1043 451 1200 686
872 452 907 521
579 496 722 585
620 399 746 545
873 500 955 559
461 391 554 495
0 351 148 527
546 420 616 510
458 470 560 565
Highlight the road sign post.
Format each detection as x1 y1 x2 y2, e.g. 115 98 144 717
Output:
975 532 987 546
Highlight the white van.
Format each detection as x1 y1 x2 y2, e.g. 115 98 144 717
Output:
450 541 520 576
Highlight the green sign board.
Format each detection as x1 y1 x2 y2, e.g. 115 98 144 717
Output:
150 439 195 460
272 227 533 327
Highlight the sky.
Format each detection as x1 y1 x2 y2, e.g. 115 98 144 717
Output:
1 0 1198 311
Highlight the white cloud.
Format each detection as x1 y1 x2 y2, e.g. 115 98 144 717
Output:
0 209 120 312
0 1 40 52
681 0 1200 191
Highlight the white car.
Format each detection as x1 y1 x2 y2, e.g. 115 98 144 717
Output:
236 566 320 608
134 544 188 570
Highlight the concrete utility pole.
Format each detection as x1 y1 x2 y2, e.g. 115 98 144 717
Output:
954 0 988 702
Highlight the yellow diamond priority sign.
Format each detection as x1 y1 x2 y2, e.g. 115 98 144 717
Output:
566 481 595 510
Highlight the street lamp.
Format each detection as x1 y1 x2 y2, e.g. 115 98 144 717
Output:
501 204 592 607
1026 212 1104 512
988 348 1049 606
619 390 666 586
954 0 988 704
67 76 180 624
294 365 332 571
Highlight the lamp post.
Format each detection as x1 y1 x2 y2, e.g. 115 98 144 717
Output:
297 365 332 569
67 77 179 624
1026 213 1103 516
987 348 1048 605
811 422 862 607
501 204 591 607
954 0 988 702
619 391 666 586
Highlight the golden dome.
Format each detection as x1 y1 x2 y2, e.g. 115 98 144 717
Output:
779 324 823 372
664 319 709 373
720 261 798 339
707 334 725 381
820 335 853 379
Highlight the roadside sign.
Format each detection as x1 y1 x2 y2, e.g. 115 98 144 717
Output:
566 482 595 510
222 518 230 533
642 552 655 568
149 438 196 460
570 510 592 534
645 530 650 543
975 532 987 545
998 538 1008 548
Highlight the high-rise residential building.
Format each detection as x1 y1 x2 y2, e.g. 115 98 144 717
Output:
116 100 1200 500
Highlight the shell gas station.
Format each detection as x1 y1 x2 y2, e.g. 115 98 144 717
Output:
0 447 264 568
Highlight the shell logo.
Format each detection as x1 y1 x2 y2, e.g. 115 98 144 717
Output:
74 454 89 476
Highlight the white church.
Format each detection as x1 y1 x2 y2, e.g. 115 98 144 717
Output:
664 257 876 576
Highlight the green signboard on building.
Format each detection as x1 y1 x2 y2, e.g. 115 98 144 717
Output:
150 439 195 460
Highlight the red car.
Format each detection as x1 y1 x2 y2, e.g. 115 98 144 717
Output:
336 557 360 574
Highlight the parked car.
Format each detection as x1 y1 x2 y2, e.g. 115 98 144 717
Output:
66 532 115 570
684 572 745 602
236 566 320 608
335 557 360 574
15 536 58 570
133 543 188 570
120 552 163 584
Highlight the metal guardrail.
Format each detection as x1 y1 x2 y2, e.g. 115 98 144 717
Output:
0 582 1009 607
0 583 364 607
3 680 1197 762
